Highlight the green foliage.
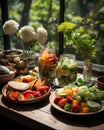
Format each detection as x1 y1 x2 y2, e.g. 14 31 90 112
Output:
0 0 104 65
58 22 97 60
58 22 77 34
72 27 97 60
100 24 104 30
45 41 56 51
58 22 77 43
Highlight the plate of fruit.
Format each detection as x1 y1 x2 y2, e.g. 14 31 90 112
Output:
49 84 104 115
2 75 51 104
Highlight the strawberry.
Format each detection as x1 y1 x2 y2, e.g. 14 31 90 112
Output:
71 104 81 113
67 96 73 103
54 96 62 104
37 86 49 95
58 98 67 108
23 89 34 96
33 91 41 98
8 91 19 100
25 93 35 100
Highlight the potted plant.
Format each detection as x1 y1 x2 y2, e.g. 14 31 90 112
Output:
58 22 97 82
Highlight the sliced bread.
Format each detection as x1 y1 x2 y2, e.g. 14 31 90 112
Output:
8 81 30 91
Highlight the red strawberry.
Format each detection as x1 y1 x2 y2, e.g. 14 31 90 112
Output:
67 96 73 103
58 98 67 108
71 104 81 113
33 91 41 98
54 96 62 104
8 91 18 100
37 86 49 95
25 93 35 100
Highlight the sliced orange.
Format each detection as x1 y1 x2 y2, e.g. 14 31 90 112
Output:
64 89 73 97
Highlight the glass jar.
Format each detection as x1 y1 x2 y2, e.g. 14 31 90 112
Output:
56 54 77 87
38 48 57 83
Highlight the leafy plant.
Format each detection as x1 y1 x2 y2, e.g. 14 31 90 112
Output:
58 22 98 61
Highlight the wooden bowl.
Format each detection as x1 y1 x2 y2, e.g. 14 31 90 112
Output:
0 66 16 83
2 49 23 61
95 76 104 90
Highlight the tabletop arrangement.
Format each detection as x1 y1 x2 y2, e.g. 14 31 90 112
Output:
0 19 104 117
0 49 104 116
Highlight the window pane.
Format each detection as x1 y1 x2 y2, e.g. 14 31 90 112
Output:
0 0 104 67
64 0 104 65
7 0 59 53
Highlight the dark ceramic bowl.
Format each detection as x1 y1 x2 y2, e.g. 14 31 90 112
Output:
96 76 104 90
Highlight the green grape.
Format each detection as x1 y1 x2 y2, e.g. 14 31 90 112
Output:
85 90 91 97
89 86 97 92
75 95 81 102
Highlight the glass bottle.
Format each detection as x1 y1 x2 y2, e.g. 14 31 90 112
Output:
56 54 77 87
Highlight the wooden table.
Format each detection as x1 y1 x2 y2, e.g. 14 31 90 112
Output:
0 84 104 130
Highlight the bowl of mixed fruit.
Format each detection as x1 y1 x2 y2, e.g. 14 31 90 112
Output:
49 84 104 115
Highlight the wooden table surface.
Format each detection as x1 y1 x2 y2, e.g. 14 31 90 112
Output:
0 84 104 130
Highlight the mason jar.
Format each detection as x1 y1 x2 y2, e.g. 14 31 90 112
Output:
56 54 77 87
38 48 57 83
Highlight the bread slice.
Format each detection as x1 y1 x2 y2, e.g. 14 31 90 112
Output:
8 81 30 91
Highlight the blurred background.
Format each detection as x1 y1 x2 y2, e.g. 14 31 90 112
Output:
0 0 104 66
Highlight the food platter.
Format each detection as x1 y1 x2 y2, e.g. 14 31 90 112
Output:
1 74 51 104
2 84 51 104
49 92 104 115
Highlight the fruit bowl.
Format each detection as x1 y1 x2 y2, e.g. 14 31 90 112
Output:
49 91 104 115
49 85 104 115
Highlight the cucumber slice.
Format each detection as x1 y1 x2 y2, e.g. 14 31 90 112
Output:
87 100 102 112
